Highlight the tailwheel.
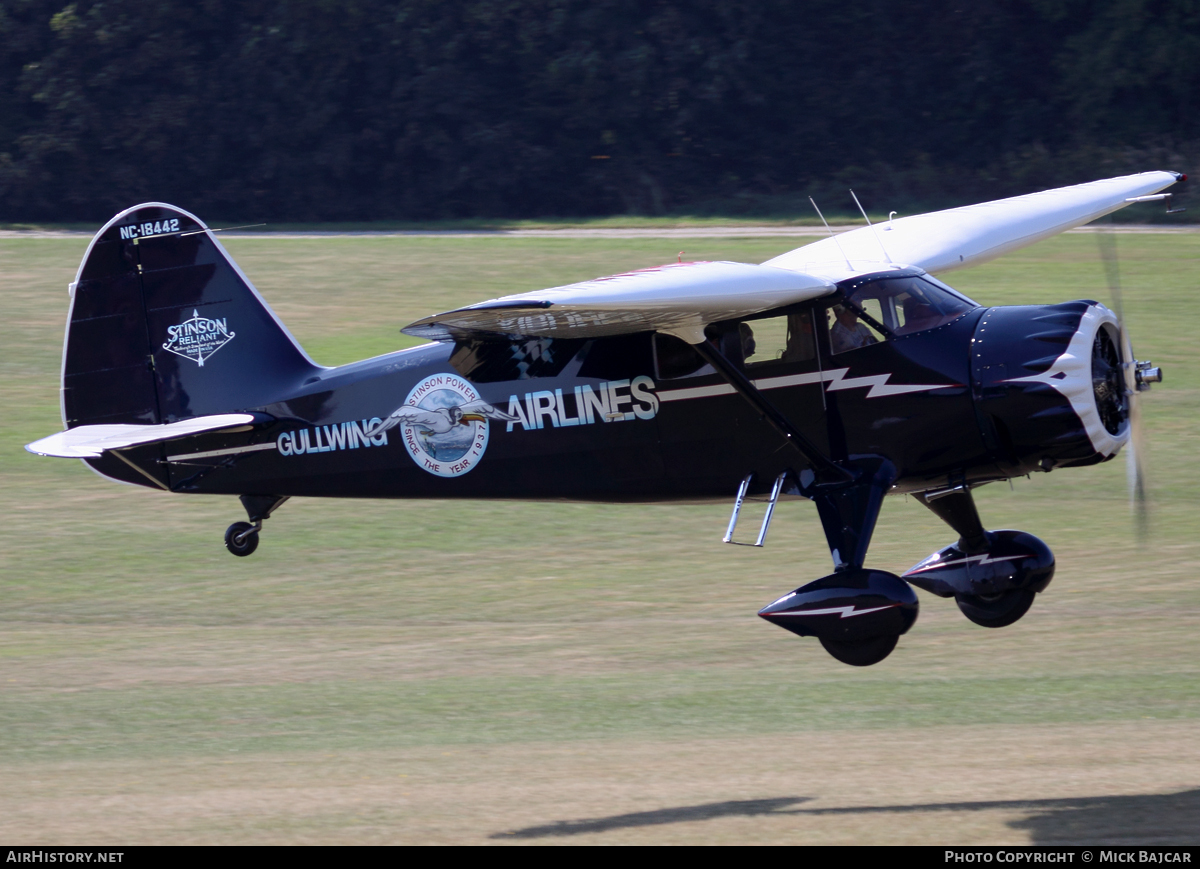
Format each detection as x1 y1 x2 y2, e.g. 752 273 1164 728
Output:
955 588 1035 628
224 521 260 557
818 633 899 667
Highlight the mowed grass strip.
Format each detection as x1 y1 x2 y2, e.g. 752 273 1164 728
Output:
1 233 1197 842
1 671 1197 763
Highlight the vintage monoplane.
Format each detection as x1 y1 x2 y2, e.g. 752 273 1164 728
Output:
28 171 1182 665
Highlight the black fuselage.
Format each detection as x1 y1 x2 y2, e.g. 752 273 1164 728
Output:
88 287 1106 503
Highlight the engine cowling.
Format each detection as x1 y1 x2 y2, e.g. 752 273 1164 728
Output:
971 301 1132 474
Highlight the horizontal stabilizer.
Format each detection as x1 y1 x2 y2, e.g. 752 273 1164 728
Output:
26 413 263 458
403 260 835 344
765 171 1183 280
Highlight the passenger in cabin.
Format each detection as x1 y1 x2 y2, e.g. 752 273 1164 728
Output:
830 304 878 353
784 312 816 362
738 322 757 360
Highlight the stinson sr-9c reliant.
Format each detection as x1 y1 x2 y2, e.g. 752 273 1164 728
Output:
29 172 1181 665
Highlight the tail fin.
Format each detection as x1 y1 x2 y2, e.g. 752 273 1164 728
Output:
63 203 321 429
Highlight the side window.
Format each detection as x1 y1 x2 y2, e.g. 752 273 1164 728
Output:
450 336 586 382
742 311 817 367
578 333 655 380
653 333 712 380
655 312 822 378
827 304 886 355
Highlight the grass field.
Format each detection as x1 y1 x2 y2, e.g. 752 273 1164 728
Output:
1 232 1198 844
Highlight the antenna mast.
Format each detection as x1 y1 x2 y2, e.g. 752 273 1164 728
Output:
850 190 892 263
809 197 853 270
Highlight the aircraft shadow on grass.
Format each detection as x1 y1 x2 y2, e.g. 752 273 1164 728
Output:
490 797 811 839
493 789 1200 842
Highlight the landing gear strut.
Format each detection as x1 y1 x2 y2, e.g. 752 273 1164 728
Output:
224 494 288 557
757 458 920 667
698 332 915 666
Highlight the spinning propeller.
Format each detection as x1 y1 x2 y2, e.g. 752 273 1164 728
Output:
1095 225 1162 539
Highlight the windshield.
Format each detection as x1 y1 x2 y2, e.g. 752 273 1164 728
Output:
841 275 977 338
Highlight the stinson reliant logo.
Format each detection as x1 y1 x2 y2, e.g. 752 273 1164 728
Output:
163 309 235 367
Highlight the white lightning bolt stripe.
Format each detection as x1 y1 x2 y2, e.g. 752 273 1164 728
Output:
820 368 959 398
657 367 959 403
903 553 1024 576
767 603 899 619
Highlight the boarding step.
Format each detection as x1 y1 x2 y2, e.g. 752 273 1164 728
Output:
723 472 787 547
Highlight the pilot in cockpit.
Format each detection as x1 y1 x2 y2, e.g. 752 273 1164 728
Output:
899 296 939 334
830 304 878 353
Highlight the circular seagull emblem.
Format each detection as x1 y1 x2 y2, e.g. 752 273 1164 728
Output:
367 373 516 477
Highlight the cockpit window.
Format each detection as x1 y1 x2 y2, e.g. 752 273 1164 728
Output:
841 275 976 339
827 303 885 354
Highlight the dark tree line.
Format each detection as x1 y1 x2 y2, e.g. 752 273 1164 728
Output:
1 0 1197 221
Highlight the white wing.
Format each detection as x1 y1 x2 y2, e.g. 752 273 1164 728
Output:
26 413 259 458
458 400 519 423
765 171 1183 281
401 172 1180 345
403 260 835 344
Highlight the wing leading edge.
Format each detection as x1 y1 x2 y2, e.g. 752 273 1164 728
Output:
765 171 1183 281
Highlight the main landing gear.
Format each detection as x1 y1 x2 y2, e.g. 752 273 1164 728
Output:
755 458 920 667
750 466 1053 667
696 335 920 667
902 487 1054 628
701 332 1050 666
224 494 288 557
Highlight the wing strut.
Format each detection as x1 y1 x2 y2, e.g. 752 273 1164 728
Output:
690 340 856 486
